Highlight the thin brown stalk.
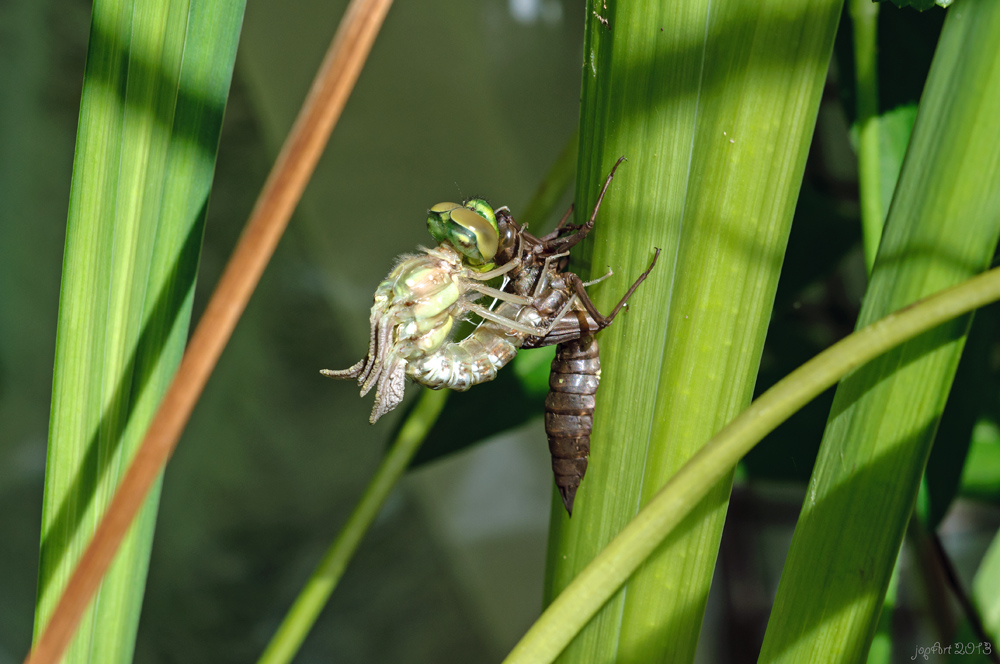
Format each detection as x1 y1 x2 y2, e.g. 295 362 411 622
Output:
24 1 393 662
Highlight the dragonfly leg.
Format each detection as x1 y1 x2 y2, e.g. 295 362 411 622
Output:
583 268 613 287
532 251 571 298
568 247 660 328
464 302 548 337
533 295 583 337
539 156 627 254
471 254 520 281
537 204 576 242
467 281 532 306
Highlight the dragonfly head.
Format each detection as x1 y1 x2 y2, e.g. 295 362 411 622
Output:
427 199 499 270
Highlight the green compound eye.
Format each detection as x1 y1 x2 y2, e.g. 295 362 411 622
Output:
426 200 499 266
450 206 498 261
427 201 462 245
463 199 495 225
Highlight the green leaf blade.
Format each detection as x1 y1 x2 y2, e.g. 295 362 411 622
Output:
760 1 1000 661
35 1 246 661
545 1 842 662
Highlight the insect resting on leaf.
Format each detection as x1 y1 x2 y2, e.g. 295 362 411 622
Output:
322 157 659 515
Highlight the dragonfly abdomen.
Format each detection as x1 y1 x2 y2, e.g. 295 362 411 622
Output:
544 334 600 516
408 310 524 390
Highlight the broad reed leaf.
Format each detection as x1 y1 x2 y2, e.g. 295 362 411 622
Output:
760 1 1000 661
35 1 245 660
544 1 842 662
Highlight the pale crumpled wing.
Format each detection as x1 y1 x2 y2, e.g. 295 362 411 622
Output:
369 357 407 424
322 281 413 424
320 359 365 379
357 286 392 387
360 308 398 396
320 280 397 394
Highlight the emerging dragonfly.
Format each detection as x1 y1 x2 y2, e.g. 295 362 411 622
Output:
322 198 530 422
323 159 658 513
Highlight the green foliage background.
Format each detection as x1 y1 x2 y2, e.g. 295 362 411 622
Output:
2 0 998 662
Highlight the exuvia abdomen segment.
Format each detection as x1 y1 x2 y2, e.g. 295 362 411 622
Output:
544 334 601 516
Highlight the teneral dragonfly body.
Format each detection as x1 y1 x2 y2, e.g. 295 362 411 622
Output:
323 158 659 516
322 202 528 423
